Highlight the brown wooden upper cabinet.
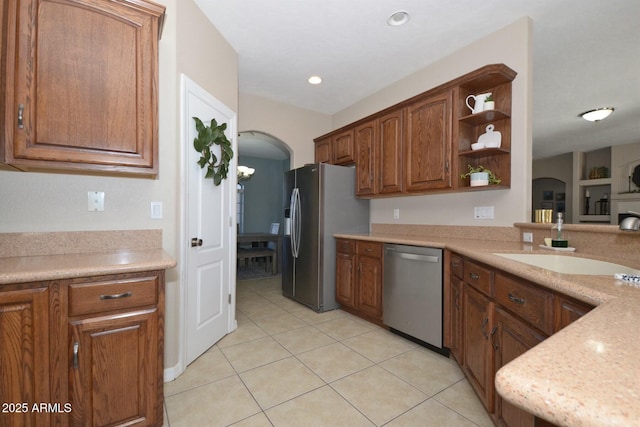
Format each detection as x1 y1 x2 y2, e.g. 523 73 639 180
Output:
313 64 516 198
404 91 452 192
1 0 166 176
314 136 332 164
354 120 377 196
377 109 404 195
332 129 355 165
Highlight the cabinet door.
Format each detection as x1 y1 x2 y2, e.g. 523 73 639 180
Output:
493 307 547 427
449 277 464 364
332 129 355 165
555 296 594 332
354 120 377 196
0 287 50 427
3 0 164 175
356 254 383 319
378 109 404 194
336 251 356 308
463 284 494 411
69 309 160 426
314 137 332 163
404 92 452 192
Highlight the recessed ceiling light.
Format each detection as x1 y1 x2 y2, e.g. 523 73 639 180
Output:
579 107 614 122
308 76 322 85
387 10 410 26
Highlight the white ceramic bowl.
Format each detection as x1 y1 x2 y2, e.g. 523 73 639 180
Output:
471 142 484 151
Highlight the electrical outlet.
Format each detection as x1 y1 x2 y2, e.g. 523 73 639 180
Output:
393 208 400 219
523 232 534 243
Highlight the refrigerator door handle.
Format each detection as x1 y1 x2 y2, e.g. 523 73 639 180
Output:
293 188 302 258
289 188 297 257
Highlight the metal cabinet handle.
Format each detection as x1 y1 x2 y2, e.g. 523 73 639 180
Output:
508 293 525 305
17 104 24 129
452 261 460 268
481 317 489 339
100 291 132 300
191 237 203 247
73 342 79 369
490 326 498 350
469 272 480 280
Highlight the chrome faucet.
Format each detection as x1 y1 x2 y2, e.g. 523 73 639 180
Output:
619 211 640 231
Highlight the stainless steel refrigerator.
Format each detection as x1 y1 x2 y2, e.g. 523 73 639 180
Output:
283 163 369 312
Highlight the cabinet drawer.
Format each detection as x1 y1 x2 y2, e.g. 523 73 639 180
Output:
69 276 158 316
450 253 464 279
463 259 493 297
356 241 382 258
336 239 355 254
495 273 554 335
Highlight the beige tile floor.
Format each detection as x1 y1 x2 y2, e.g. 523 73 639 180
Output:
163 275 494 427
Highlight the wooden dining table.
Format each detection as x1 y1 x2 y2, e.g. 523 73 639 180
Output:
237 233 283 274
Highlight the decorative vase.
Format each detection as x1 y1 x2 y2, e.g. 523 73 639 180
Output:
470 172 489 187
484 100 495 110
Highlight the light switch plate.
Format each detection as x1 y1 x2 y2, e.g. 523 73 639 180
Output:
88 191 105 212
150 201 163 219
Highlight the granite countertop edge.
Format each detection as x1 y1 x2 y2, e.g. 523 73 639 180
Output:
0 249 177 285
334 232 640 427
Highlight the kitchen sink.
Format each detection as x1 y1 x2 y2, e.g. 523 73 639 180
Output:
493 253 640 276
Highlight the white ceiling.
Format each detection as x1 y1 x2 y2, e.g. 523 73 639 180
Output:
195 0 640 160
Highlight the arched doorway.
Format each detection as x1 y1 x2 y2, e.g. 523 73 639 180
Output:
236 131 291 278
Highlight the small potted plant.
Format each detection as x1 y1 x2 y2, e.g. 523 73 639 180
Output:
460 164 501 187
483 94 495 111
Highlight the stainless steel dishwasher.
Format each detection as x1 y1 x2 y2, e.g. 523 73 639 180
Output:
383 244 445 353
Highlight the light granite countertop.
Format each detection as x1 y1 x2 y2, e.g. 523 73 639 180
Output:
0 249 176 285
0 230 176 285
335 231 640 427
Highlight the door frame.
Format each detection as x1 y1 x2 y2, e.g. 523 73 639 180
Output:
171 74 238 380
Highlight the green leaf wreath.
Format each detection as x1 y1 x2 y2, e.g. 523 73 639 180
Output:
193 117 234 185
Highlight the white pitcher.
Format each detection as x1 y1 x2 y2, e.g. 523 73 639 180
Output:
465 92 492 114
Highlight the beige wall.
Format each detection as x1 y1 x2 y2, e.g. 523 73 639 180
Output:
333 17 533 227
176 1 238 113
238 93 332 168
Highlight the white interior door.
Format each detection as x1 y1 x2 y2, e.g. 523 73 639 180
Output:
182 75 237 366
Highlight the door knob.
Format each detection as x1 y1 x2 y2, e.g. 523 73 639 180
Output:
191 238 203 247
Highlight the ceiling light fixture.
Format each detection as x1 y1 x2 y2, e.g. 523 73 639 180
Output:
579 107 614 122
387 10 410 26
237 165 255 181
308 76 322 85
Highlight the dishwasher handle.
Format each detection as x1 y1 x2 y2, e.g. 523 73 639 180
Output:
385 248 439 263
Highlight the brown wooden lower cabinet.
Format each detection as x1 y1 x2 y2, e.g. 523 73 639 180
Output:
463 283 495 411
449 277 464 364
0 286 51 427
493 306 547 427
335 239 383 323
0 270 165 427
447 251 594 427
